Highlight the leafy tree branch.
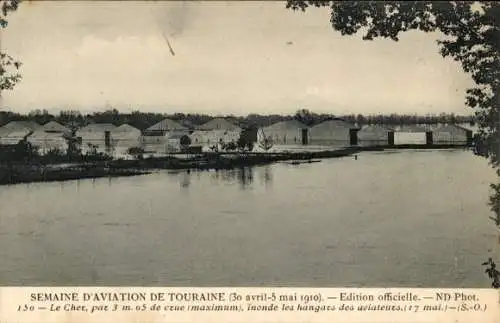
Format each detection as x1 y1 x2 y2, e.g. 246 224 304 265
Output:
0 0 21 91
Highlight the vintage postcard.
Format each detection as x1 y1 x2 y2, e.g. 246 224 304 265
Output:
0 1 499 322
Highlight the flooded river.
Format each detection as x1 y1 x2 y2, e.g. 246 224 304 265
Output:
0 149 497 287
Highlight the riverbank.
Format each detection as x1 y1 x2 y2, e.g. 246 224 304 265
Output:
108 146 368 170
0 144 470 185
0 165 151 185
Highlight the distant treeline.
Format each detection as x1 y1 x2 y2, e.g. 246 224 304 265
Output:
0 108 476 130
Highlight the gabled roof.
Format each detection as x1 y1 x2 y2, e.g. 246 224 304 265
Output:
197 118 241 131
111 124 141 133
434 124 472 133
77 123 116 132
311 119 358 130
146 119 186 131
263 120 308 131
1 120 41 133
43 121 70 133
0 129 32 139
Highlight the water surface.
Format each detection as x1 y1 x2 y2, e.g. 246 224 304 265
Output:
0 149 496 287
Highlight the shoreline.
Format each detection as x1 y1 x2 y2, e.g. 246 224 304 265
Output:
0 144 470 186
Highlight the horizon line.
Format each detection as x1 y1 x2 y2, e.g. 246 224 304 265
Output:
0 108 475 117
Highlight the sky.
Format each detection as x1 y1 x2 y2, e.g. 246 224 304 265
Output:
1 1 475 116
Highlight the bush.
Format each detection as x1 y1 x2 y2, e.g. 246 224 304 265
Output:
127 146 145 160
258 136 273 151
0 141 40 163
237 128 256 152
223 141 238 151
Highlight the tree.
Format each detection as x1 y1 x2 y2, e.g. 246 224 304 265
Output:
237 137 253 152
180 135 192 151
64 133 81 160
0 0 22 91
356 114 366 125
294 109 316 126
286 1 500 287
258 128 274 152
237 127 257 152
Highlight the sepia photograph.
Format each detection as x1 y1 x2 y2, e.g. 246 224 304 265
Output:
0 0 499 289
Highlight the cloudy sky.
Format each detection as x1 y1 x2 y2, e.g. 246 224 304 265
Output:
1 1 474 115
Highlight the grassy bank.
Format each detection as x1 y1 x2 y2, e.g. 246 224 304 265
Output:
106 146 367 170
0 164 150 185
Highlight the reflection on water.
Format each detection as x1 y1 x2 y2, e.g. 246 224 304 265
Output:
171 166 268 190
207 166 272 189
180 172 191 188
216 167 254 189
0 150 497 287
259 165 273 187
